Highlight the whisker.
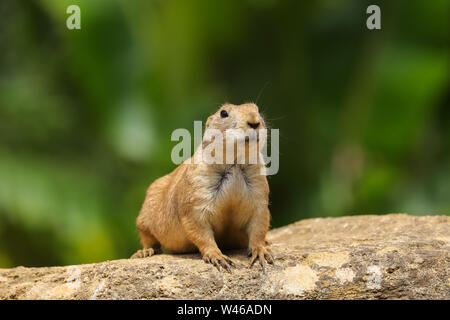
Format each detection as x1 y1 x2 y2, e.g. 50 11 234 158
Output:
255 81 270 105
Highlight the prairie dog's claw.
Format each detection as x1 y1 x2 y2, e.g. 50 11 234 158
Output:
248 246 274 272
131 248 156 259
203 251 235 273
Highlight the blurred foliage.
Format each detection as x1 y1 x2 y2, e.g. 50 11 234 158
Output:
0 0 448 268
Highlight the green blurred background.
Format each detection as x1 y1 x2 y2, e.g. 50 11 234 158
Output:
0 0 448 268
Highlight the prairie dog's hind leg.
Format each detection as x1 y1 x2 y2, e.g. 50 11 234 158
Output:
131 229 162 259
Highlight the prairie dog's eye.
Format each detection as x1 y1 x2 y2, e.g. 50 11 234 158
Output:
220 110 228 118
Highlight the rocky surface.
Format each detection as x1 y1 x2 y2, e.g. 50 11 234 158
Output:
0 214 449 300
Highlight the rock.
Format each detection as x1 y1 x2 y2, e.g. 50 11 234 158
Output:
0 214 449 299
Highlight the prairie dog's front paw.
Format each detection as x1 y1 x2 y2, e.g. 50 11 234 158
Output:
131 248 159 259
202 250 235 273
248 245 273 271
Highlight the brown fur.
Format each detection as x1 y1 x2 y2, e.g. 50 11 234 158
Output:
131 103 273 271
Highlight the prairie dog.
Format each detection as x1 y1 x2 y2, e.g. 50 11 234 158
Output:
131 103 273 271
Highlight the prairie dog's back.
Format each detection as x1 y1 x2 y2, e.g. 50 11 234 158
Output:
137 164 196 253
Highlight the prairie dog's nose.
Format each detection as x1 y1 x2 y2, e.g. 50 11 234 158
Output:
247 112 260 129
247 121 260 129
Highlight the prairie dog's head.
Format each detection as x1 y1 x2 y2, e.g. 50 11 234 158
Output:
202 103 267 164
205 103 266 134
